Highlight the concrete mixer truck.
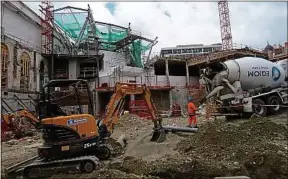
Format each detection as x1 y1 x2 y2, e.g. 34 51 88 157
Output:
200 57 288 118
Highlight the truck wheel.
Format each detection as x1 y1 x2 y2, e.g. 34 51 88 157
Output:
252 99 267 117
267 95 281 114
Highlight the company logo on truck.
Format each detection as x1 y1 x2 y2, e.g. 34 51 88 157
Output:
247 66 269 77
272 66 281 81
247 66 281 81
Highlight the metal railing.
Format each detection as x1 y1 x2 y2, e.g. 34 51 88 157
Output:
54 69 68 79
78 67 98 78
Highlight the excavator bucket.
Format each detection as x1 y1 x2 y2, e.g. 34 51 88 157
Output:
150 129 166 143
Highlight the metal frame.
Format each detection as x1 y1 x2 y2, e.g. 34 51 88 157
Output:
218 1 233 51
47 4 156 54
42 79 95 116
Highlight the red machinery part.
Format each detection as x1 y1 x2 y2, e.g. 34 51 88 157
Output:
129 100 152 119
1 119 13 141
171 103 182 117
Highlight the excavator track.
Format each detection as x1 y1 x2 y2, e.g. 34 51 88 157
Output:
21 155 103 179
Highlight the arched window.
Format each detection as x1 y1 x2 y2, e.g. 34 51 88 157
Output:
20 52 30 90
1 43 9 88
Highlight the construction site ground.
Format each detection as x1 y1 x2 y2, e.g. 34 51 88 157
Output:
1 111 288 179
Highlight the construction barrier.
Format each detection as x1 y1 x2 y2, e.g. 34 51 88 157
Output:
129 100 152 119
171 103 182 117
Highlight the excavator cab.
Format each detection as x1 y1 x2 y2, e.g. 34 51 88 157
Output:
37 79 95 119
35 79 107 160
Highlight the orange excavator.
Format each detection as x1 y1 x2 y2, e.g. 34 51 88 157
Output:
1 109 40 139
97 82 164 141
6 79 165 179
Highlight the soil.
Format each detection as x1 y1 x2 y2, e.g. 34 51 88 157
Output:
1 112 287 179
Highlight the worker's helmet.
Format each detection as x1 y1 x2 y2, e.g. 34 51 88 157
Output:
188 96 193 101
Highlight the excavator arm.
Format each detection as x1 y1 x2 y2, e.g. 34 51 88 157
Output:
1 109 40 139
1 113 15 125
15 109 40 128
98 82 165 142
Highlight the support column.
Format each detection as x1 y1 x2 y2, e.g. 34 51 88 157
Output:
165 59 170 86
130 94 135 109
130 94 135 101
185 60 190 87
95 90 100 115
69 59 77 79
169 90 173 117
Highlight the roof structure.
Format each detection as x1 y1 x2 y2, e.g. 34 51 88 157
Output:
50 5 158 67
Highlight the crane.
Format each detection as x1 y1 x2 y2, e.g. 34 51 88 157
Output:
218 0 233 50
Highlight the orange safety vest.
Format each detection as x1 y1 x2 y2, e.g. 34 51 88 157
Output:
188 101 197 115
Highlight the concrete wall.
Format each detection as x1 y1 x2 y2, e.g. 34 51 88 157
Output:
99 50 127 77
98 73 199 87
1 1 49 106
68 59 78 79
2 2 42 50
1 37 48 92
171 87 189 113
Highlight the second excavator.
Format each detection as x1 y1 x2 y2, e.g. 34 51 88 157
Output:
6 79 165 179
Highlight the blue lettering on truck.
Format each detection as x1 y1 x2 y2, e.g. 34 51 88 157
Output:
247 66 281 81
247 71 269 77
272 66 281 81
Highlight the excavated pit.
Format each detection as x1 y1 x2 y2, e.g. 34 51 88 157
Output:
1 112 287 179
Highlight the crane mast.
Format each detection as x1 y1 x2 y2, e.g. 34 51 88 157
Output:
218 0 233 50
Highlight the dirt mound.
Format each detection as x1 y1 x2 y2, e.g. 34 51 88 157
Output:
50 168 158 179
106 138 125 157
103 116 287 179
2 113 287 179
112 114 153 142
117 114 151 129
174 118 288 179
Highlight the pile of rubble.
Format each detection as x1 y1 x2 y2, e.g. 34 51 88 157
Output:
1 133 42 175
2 113 287 179
106 114 288 179
112 114 153 141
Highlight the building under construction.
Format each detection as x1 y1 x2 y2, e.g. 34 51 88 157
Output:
1 1 287 117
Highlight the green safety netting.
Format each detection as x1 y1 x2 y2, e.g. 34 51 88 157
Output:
53 10 151 67
54 12 88 40
129 40 151 67
95 23 129 51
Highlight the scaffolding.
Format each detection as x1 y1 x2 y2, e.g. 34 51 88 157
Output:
40 1 54 55
42 4 156 62
40 3 157 86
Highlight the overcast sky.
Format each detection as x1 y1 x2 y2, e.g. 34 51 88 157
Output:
24 1 287 53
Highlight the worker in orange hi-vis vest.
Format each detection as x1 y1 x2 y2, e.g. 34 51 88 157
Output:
187 96 199 128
